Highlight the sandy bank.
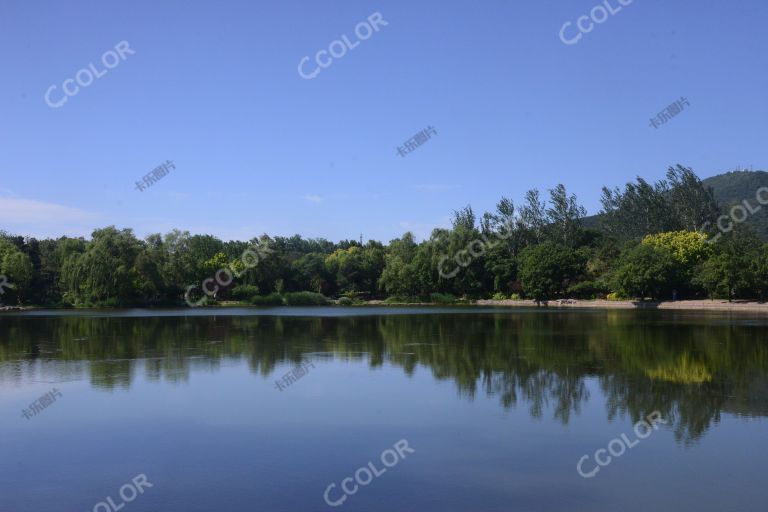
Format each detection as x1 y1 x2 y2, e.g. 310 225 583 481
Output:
472 298 768 312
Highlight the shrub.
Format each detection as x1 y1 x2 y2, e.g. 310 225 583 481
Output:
341 291 368 300
250 293 284 306
283 291 329 306
384 296 411 304
337 296 354 306
231 284 260 301
429 292 456 304
606 292 625 301
567 281 600 299
491 292 508 300
509 293 522 300
102 297 121 308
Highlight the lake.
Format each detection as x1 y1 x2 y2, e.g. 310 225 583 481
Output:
1 307 767 511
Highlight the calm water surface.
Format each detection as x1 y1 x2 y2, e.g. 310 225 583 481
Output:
1 307 767 511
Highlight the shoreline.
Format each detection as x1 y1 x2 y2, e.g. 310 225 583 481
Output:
471 299 768 313
3 299 768 314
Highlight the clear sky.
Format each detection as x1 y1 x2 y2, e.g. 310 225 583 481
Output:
1 0 766 242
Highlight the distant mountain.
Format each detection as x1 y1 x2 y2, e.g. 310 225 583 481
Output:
583 170 768 240
702 170 768 239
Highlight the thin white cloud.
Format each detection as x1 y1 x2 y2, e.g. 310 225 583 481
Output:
412 184 460 192
0 197 102 238
302 193 355 204
398 217 451 240
0 197 99 224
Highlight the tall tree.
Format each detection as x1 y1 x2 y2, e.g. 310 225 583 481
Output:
520 189 547 244
546 184 586 247
600 165 720 240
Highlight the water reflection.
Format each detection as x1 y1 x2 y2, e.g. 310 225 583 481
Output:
1 309 767 445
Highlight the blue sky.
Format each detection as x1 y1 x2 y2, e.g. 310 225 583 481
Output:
1 0 767 242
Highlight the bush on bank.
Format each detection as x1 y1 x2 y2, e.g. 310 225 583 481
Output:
283 292 329 306
231 285 260 301
249 293 284 306
429 293 457 304
247 292 330 306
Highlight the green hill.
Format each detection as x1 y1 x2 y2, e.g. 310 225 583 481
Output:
702 170 768 239
584 170 768 240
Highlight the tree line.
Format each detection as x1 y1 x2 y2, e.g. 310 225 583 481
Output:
1 164 767 307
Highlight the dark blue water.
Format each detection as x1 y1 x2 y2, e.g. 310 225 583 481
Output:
1 308 766 511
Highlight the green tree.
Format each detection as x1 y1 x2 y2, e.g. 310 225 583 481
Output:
380 233 421 298
666 165 721 233
641 230 712 297
600 165 720 240
325 245 385 296
293 253 331 294
695 230 759 301
59 227 143 306
519 189 547 244
434 207 492 297
0 241 33 304
754 244 768 301
612 244 678 300
642 231 711 266
519 242 586 302
546 184 586 247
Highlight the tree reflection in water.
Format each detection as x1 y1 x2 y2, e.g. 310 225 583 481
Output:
1 309 766 445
